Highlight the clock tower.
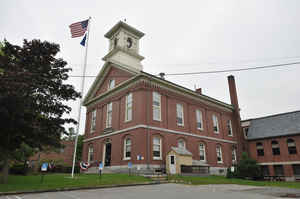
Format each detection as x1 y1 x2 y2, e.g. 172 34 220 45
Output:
102 21 145 72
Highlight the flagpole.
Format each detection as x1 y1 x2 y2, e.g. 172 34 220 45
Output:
71 16 91 178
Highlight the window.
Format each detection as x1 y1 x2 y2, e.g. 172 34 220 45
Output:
88 145 94 163
152 92 161 121
153 137 161 159
199 143 206 161
196 109 203 130
176 104 184 126
106 102 112 128
124 138 131 160
125 93 133 121
256 142 264 156
227 120 233 136
108 79 115 90
287 139 297 155
178 139 186 149
243 127 249 138
261 165 270 176
212 114 219 133
216 145 223 163
292 164 300 176
272 140 280 155
274 165 284 176
232 147 237 163
91 110 96 133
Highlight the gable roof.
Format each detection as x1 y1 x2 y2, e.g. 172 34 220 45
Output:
171 147 193 156
246 110 300 140
83 61 234 112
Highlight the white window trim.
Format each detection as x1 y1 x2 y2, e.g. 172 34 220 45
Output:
108 79 115 90
178 139 186 149
90 110 96 133
176 104 184 126
125 93 133 122
228 120 233 136
213 114 219 134
232 148 237 163
199 143 206 162
196 109 203 131
152 92 161 121
123 138 131 160
88 146 94 164
216 146 223 163
106 102 112 128
153 137 162 160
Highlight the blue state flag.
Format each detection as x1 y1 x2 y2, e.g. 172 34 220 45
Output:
80 34 87 46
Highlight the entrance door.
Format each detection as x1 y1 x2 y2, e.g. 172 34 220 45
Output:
104 143 112 166
169 155 176 174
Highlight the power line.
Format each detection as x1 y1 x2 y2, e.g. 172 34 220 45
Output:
67 61 300 78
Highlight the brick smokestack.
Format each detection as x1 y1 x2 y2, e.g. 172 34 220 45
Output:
228 75 239 111
227 75 246 159
195 88 202 94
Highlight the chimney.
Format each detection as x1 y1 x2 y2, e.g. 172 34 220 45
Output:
227 75 239 110
195 88 202 94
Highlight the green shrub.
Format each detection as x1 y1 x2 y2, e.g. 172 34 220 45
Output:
231 152 263 180
10 163 29 175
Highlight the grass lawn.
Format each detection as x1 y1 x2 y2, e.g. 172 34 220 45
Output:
168 175 300 189
0 173 152 193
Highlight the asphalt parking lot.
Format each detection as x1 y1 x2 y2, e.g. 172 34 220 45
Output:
2 183 300 199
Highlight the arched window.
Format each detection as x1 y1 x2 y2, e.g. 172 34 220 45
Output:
153 137 162 160
178 139 186 149
88 145 94 163
256 142 264 156
216 145 223 163
124 138 132 159
199 143 206 161
287 139 297 154
271 140 280 155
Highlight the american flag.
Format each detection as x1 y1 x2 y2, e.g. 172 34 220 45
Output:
69 19 89 38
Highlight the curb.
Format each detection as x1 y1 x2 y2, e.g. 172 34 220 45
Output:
0 181 169 196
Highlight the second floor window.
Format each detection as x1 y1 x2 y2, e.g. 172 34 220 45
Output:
176 104 184 126
256 142 264 156
272 140 280 155
153 137 161 159
227 120 233 136
196 109 203 130
212 114 219 133
125 93 133 121
153 92 161 121
287 139 297 154
216 145 223 163
90 110 96 133
106 102 112 128
199 143 206 161
108 79 115 90
124 138 131 160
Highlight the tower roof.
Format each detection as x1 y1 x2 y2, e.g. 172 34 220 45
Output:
104 21 145 39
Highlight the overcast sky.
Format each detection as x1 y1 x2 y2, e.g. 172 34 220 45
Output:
2 0 300 133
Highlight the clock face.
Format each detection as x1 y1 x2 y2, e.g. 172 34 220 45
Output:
127 37 133 48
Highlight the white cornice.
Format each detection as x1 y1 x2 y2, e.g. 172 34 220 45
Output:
83 124 237 144
258 161 300 165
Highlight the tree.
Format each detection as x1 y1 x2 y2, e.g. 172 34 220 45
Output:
227 152 262 180
0 39 81 183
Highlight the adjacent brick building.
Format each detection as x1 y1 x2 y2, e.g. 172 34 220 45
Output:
242 111 300 181
82 21 245 175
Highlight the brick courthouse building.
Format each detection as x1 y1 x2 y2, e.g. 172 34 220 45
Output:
81 21 246 175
